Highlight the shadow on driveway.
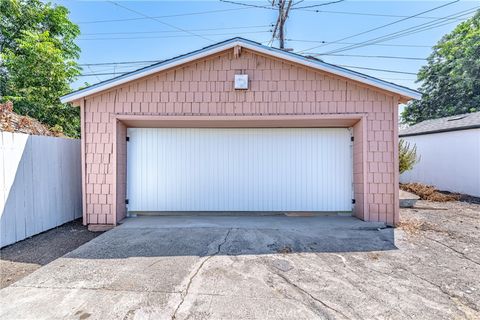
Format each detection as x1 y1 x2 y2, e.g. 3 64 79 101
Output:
0 216 400 320
66 216 396 259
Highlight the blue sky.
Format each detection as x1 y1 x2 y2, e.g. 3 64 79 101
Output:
53 1 479 90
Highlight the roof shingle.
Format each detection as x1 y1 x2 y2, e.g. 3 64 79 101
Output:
399 111 480 137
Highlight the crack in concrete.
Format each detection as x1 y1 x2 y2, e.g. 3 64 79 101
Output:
171 228 232 320
321 255 384 320
275 272 352 320
262 270 332 319
359 257 479 318
11 284 182 294
318 254 414 319
423 235 480 267
396 266 480 314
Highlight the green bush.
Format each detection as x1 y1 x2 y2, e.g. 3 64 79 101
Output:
399 139 420 174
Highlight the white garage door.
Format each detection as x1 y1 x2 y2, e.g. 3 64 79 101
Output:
127 128 353 212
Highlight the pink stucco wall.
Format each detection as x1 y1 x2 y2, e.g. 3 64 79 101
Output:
80 48 400 226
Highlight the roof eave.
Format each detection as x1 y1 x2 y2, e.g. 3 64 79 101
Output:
236 41 421 101
61 38 421 103
61 39 242 103
400 124 480 137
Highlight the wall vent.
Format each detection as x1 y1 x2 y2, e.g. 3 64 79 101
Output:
234 74 248 90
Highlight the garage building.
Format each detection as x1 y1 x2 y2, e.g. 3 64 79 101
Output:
60 38 420 228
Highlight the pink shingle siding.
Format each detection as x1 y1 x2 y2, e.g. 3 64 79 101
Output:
80 48 400 226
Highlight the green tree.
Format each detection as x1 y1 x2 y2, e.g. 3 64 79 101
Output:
1 0 81 137
402 11 480 125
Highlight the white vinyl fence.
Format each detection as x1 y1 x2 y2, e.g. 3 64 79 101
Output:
0 132 82 248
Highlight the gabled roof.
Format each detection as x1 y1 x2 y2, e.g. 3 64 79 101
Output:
400 111 480 137
61 37 421 103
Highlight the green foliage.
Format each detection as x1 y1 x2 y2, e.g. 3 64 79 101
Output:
0 0 81 137
402 11 480 125
399 139 420 174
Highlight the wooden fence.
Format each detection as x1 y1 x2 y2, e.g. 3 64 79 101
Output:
0 132 82 248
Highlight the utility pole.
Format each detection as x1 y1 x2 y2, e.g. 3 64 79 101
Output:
220 0 343 50
271 0 293 50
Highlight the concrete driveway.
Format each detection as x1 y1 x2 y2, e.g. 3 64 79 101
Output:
1 211 479 319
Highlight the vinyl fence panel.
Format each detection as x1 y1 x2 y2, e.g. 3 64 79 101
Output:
0 132 82 248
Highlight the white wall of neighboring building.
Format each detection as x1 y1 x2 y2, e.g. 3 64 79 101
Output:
400 129 480 197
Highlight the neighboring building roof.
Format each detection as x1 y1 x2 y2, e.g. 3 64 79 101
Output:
399 111 480 137
61 38 421 103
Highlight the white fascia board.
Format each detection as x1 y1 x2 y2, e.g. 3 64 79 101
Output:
60 41 238 103
61 39 421 103
238 42 421 100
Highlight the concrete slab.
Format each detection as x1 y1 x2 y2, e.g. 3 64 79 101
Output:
399 190 420 208
1 212 479 319
118 215 386 231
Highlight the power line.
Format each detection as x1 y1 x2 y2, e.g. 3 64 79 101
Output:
78 30 271 41
220 0 345 11
77 66 417 77
297 0 459 53
310 53 426 60
81 24 272 36
77 51 424 70
287 39 432 48
79 60 160 66
77 63 418 77
108 1 214 42
324 7 478 54
219 0 274 10
338 65 418 75
79 63 157 74
378 78 418 81
317 7 479 55
297 8 466 21
76 7 251 24
321 7 478 55
78 72 129 77
86 65 102 83
220 0 344 49
290 0 344 10
78 70 480 80
76 6 466 25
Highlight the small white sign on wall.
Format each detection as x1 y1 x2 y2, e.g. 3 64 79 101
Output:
234 74 248 90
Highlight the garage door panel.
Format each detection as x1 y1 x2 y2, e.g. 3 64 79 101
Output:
127 128 352 212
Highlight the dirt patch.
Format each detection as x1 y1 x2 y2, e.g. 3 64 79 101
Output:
444 191 480 205
277 246 293 254
397 218 425 235
0 219 102 288
398 217 454 237
367 252 380 260
400 183 461 202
